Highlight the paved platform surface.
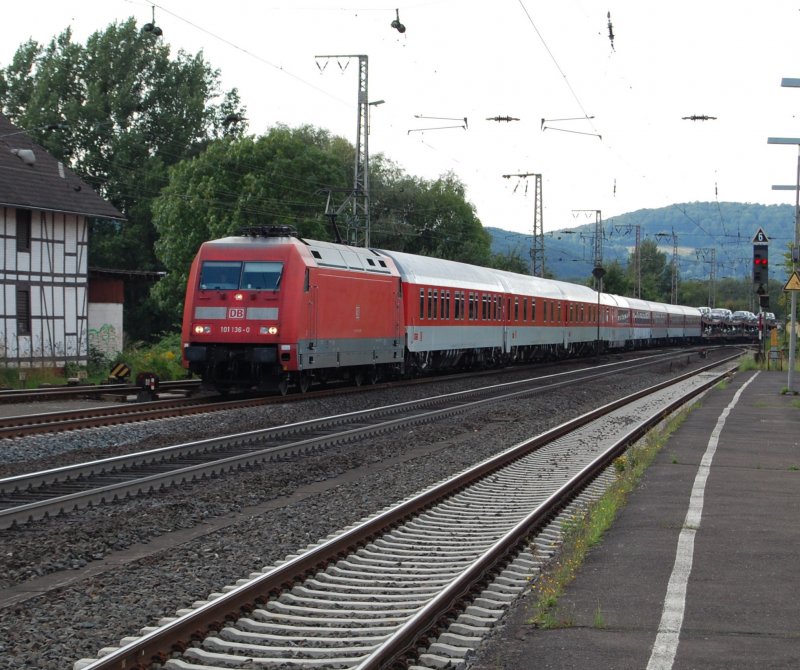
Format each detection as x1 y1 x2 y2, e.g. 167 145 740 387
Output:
472 369 800 670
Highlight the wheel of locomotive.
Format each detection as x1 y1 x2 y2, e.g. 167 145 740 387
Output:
368 366 380 385
298 372 311 394
277 375 290 396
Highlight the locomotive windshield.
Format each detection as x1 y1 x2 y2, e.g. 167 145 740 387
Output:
199 261 283 291
241 261 283 290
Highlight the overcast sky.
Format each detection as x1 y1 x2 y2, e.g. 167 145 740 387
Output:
3 1 800 239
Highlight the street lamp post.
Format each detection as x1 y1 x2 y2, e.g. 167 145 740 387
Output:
768 129 800 391
766 76 800 390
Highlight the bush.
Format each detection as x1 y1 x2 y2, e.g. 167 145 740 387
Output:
114 332 187 382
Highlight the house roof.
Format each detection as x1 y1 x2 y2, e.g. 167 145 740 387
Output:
0 113 123 220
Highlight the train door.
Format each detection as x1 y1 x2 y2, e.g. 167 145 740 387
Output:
394 277 403 341
306 268 317 344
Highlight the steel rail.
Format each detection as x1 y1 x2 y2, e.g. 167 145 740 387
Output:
0 351 713 529
0 379 201 403
76 354 738 670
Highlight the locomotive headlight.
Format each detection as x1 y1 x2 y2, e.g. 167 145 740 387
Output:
259 326 279 335
234 292 244 301
194 324 211 334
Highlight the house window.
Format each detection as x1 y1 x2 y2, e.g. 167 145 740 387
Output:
16 287 31 336
16 209 32 253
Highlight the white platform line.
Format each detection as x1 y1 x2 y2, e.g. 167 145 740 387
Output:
646 372 757 670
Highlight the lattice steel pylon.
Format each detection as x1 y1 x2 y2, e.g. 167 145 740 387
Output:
697 247 717 307
670 233 679 304
573 209 603 288
609 223 641 297
531 174 544 276
656 230 680 304
316 54 371 247
634 224 641 299
502 172 544 276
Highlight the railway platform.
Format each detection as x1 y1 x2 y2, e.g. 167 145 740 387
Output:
472 369 800 670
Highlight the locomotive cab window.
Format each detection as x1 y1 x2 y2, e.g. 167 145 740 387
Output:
200 261 242 290
242 261 283 290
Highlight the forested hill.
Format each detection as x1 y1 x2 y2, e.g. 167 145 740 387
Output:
487 202 795 283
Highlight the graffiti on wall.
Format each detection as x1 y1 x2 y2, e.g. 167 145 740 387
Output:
88 323 121 356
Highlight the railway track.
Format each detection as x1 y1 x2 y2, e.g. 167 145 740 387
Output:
0 379 201 404
0 350 711 530
0 348 716 439
72 355 738 670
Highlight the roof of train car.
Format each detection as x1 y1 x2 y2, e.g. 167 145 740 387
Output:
491 269 571 300
376 248 506 292
201 235 398 276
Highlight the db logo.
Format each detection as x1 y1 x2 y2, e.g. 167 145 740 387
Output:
228 308 245 319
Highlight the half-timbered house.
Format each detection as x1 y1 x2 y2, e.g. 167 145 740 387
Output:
0 113 123 370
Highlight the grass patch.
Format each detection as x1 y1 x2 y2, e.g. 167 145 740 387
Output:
526 407 691 629
738 355 759 372
593 602 606 629
0 332 188 388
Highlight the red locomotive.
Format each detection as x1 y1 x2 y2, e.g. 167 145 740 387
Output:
181 226 702 393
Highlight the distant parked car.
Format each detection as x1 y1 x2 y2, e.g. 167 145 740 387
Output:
709 308 733 326
765 312 777 328
732 310 756 326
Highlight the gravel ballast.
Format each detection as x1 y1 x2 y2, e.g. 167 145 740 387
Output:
0 353 725 669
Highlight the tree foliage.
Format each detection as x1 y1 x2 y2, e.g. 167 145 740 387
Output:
628 239 671 302
0 19 244 339
152 125 351 317
152 129 497 321
1 19 500 334
369 163 492 265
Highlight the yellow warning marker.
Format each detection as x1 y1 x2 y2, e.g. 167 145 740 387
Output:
784 271 800 291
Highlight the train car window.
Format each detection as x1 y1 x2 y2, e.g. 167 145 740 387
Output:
434 289 439 320
241 261 284 290
523 298 527 322
200 261 242 290
419 289 425 320
428 289 434 319
445 291 451 319
531 298 536 322
468 292 475 320
558 301 562 323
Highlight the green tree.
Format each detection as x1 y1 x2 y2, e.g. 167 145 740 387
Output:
631 239 671 301
0 19 244 340
152 126 351 319
153 135 497 323
370 164 492 265
598 260 630 296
